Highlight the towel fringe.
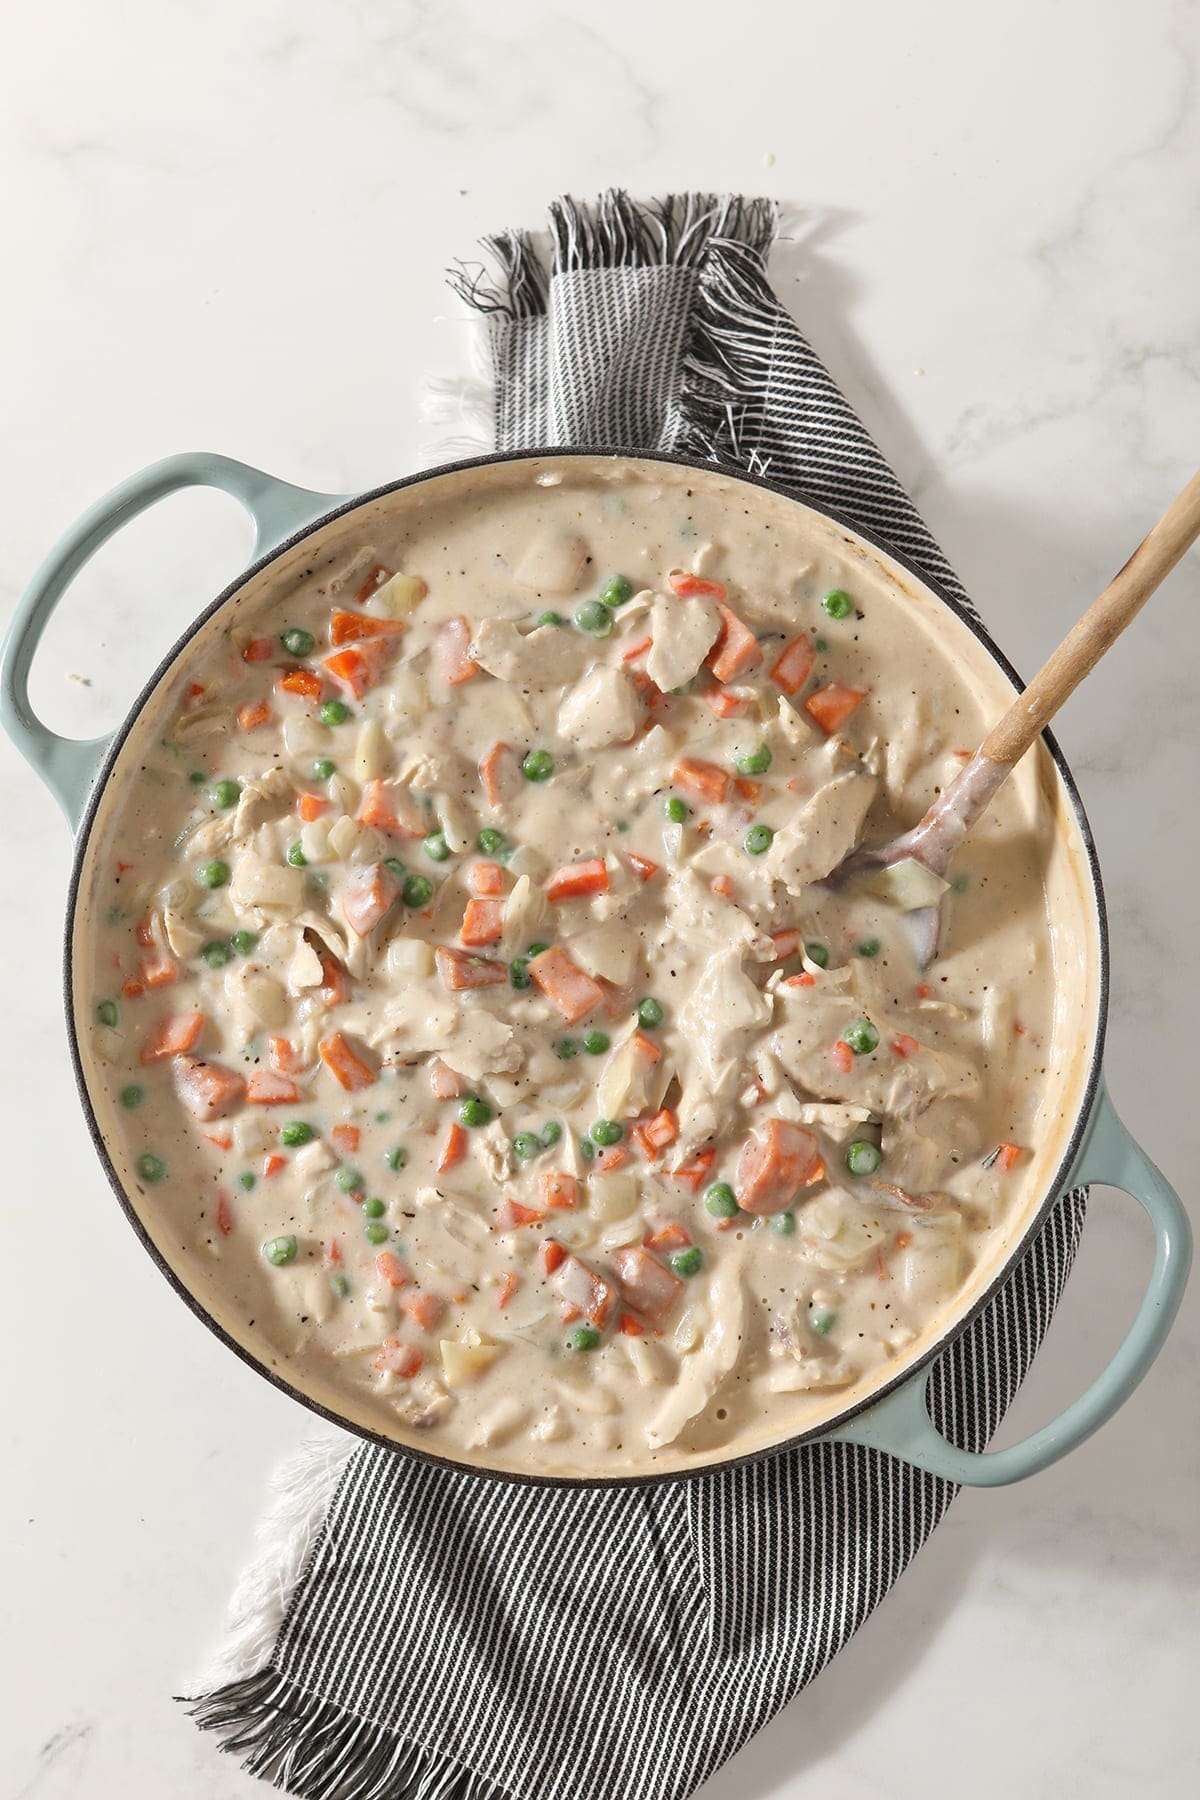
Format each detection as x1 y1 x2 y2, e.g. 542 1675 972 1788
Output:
672 237 784 477
447 228 548 321
185 1669 510 1800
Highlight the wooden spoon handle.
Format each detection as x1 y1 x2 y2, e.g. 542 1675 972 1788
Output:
979 469 1200 768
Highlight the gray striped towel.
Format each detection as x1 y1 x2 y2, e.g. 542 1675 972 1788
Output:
189 190 1088 1800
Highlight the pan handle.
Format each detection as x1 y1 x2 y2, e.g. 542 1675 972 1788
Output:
0 452 350 830
824 1079 1191 1485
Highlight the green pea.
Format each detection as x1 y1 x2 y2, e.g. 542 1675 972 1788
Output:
263 1234 298 1266
579 1136 596 1161
458 1096 492 1128
423 831 451 863
320 700 351 726
230 929 258 956
540 1120 563 1148
536 610 564 628
521 749 555 783
374 1111 390 1124
575 600 613 636
330 1272 351 1299
599 574 634 608
238 1170 257 1191
526 941 550 958
744 824 773 856
286 842 307 867
281 627 315 657
636 996 665 1029
362 1196 386 1218
822 589 854 619
735 744 772 776
211 778 242 810
590 1119 623 1147
770 1211 796 1236
704 1182 739 1219
555 1038 580 1061
403 873 434 907
510 957 531 990
477 827 506 855
512 1131 541 1162
805 941 829 968
951 872 969 894
382 857 405 878
137 1153 167 1184
811 1308 837 1336
583 1030 610 1055
335 1166 364 1193
385 1146 407 1171
188 770 206 785
96 999 119 1028
815 635 829 653
846 1140 882 1176
202 940 233 969
855 937 881 959
670 1247 704 1277
312 758 336 780
841 1018 880 1055
664 795 689 824
197 860 230 889
119 1083 144 1109
567 1324 602 1352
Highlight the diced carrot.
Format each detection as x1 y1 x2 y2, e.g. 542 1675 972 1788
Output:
357 777 424 839
278 668 323 701
372 1338 423 1378
711 875 737 900
769 635 816 695
352 561 393 605
326 1237 343 1266
139 1010 205 1064
732 776 762 805
323 641 390 700
558 1301 582 1325
672 757 730 805
187 682 206 700
376 1250 410 1288
915 983 933 1001
644 1108 678 1151
891 1033 920 1059
469 860 505 897
237 700 272 731
247 1069 301 1106
479 742 512 810
770 928 802 959
705 686 749 719
540 1239 567 1275
498 1199 545 1230
330 606 405 644
427 1057 464 1101
331 1123 360 1153
318 1031 377 1091
435 615 479 686
736 1118 822 1214
805 1156 827 1188
460 897 505 947
626 853 659 882
297 792 327 822
341 860 403 937
555 1254 616 1326
261 1152 286 1179
140 953 178 989
621 635 653 662
538 1172 580 1210
497 1271 520 1310
805 682 868 735
528 946 604 1024
668 570 727 601
597 1145 630 1172
875 1246 890 1282
437 1121 467 1172
630 1030 661 1066
668 1146 717 1191
894 1231 913 1250
172 1055 245 1122
992 1142 1024 1172
618 1311 648 1336
645 1221 691 1253
546 858 609 903
707 602 761 683
784 971 817 988
317 946 348 1006
135 914 155 949
121 978 145 1000
205 1131 233 1151
435 945 508 991
269 1037 300 1074
402 1290 445 1332
215 1190 235 1236
831 1039 854 1075
611 1246 682 1328
242 637 274 662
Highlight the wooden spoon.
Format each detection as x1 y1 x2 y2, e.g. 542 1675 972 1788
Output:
829 470 1200 965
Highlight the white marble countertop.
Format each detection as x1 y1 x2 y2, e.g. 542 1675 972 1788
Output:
3 2 1197 1795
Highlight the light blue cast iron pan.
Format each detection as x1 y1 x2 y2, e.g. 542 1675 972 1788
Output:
1 448 1191 1487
